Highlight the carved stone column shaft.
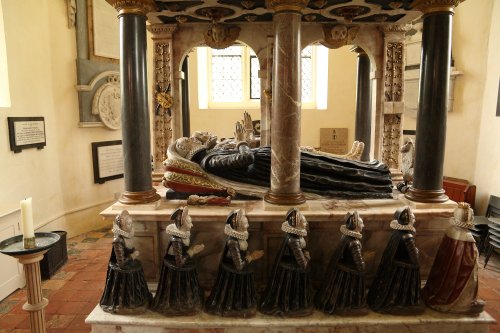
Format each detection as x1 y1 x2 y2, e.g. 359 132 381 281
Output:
264 6 305 205
406 10 453 203
354 49 372 162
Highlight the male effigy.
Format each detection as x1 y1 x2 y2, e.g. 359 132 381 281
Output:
259 208 312 317
100 210 152 314
205 209 264 317
315 211 367 315
422 202 485 315
367 206 424 314
152 206 205 316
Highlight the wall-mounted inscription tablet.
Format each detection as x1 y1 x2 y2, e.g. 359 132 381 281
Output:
7 117 47 153
91 140 124 184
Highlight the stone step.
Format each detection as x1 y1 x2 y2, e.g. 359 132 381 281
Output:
86 305 495 333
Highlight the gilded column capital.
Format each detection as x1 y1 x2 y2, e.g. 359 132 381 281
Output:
267 0 309 13
412 0 464 15
147 24 178 39
106 0 157 16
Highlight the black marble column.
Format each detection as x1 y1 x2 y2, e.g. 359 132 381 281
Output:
406 11 452 203
118 11 160 204
354 48 372 162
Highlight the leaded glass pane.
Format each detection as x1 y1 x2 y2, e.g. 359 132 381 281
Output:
250 55 260 99
301 46 313 102
211 46 243 102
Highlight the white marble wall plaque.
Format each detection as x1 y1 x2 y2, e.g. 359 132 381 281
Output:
92 141 124 183
7 117 47 153
92 0 119 60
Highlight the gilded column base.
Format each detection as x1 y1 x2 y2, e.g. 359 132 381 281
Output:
264 191 306 205
405 187 449 203
119 189 161 205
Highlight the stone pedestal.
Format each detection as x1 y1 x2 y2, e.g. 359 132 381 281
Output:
86 305 495 333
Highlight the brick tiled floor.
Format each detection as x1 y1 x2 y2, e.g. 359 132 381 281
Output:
0 227 499 333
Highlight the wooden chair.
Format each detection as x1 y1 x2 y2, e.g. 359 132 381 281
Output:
482 195 500 268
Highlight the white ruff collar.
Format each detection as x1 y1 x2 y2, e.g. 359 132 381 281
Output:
112 225 132 238
166 224 191 239
281 221 307 237
224 224 248 240
340 225 362 239
390 219 416 233
449 217 474 229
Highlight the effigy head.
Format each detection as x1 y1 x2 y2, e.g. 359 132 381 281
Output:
390 206 416 233
175 137 206 160
286 208 308 230
171 206 193 231
450 202 474 229
226 209 248 232
331 25 348 41
113 210 134 238
345 211 364 233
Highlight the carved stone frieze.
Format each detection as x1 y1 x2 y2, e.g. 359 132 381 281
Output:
381 24 410 34
384 42 403 102
149 29 174 169
204 23 241 50
67 0 76 28
382 114 402 169
105 0 157 15
412 0 464 13
321 25 359 49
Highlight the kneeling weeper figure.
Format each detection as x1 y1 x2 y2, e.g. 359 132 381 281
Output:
205 209 264 317
367 206 424 314
152 206 205 316
315 211 367 315
423 202 485 315
259 208 313 317
100 210 152 314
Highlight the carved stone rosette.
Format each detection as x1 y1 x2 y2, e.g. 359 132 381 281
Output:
148 24 177 172
382 114 401 170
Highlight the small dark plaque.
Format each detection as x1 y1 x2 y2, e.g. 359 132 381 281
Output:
7 117 46 153
91 140 124 184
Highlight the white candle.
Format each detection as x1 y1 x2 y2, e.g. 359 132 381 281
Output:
20 197 35 238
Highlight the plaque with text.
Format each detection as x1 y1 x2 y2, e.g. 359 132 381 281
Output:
7 117 47 153
320 128 348 154
91 140 124 184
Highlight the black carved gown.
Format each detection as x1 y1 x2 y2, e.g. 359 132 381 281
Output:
151 236 203 316
205 237 257 317
100 236 152 314
367 230 424 314
259 234 312 317
315 235 366 314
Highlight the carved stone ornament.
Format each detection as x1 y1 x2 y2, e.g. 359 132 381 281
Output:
321 25 360 49
384 42 403 102
92 76 121 130
412 0 464 13
267 0 309 12
66 0 76 28
106 0 157 15
382 114 401 169
204 23 241 50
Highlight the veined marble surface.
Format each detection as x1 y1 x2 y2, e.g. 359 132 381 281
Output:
103 188 457 224
86 305 495 333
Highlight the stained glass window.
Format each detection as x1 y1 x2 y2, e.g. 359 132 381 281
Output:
211 46 243 102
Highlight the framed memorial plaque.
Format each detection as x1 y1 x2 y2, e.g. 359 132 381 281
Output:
7 117 47 153
91 140 124 184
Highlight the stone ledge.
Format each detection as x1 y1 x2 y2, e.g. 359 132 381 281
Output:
86 305 495 333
